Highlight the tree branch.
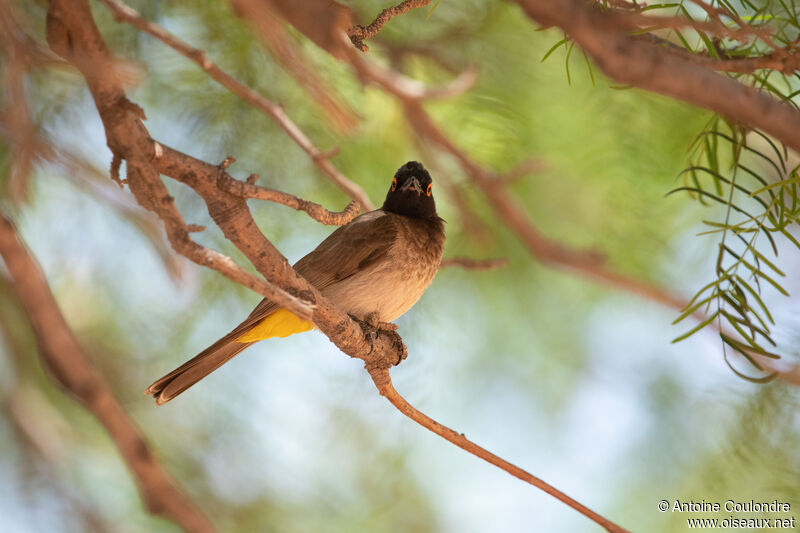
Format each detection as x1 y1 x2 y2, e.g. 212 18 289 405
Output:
98 0 374 210
47 0 404 386
347 0 431 52
621 13 778 49
148 143 405 368
368 369 631 533
513 0 800 154
213 165 361 225
0 213 215 533
635 33 800 75
48 0 325 323
687 50 800 75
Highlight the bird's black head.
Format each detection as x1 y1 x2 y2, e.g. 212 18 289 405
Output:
381 161 438 219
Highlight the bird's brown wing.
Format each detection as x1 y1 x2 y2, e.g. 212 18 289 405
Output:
240 210 397 322
293 210 397 290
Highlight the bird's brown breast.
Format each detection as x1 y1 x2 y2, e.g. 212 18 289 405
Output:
319 212 444 322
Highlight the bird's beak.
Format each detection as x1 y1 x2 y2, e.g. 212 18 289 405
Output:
400 176 423 195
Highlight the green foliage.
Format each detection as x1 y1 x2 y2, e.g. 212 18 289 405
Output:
670 119 799 380
544 0 800 381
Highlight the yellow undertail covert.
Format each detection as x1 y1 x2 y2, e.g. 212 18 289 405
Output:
235 308 314 343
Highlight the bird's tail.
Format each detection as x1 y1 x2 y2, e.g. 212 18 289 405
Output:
146 308 315 405
145 338 254 405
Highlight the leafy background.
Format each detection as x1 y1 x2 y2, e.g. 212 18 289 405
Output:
1 1 799 532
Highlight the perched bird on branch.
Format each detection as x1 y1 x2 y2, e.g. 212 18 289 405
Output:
147 161 445 405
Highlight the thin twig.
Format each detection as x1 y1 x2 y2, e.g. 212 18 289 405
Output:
647 33 800 74
348 0 431 52
624 12 777 48
596 0 645 10
0 213 216 533
411 135 494 244
98 0 374 210
686 0 780 50
440 257 508 270
236 5 359 134
216 172 361 225
368 369 631 533
0 0 37 203
352 53 479 100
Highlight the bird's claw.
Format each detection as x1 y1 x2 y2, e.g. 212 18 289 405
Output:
351 313 406 365
365 329 378 354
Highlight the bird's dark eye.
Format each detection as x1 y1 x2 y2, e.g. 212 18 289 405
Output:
426 183 432 197
392 177 397 191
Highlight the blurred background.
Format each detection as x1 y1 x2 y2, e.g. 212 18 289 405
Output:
1 1 799 532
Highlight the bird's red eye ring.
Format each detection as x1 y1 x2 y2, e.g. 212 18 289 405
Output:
391 177 397 191
426 183 432 197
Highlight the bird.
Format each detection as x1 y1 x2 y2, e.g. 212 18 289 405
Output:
146 161 445 405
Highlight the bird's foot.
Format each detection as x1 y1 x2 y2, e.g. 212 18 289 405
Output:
351 313 407 366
